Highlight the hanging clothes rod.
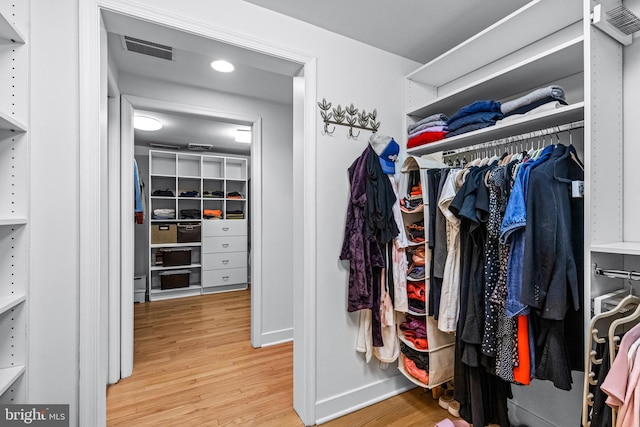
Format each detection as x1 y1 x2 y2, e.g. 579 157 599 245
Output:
443 120 584 157
594 265 640 281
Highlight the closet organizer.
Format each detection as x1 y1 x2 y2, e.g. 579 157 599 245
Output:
0 1 28 403
402 0 598 426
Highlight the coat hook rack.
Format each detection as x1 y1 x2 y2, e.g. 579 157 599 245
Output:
318 98 381 139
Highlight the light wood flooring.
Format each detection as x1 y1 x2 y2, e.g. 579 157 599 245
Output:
106 289 454 426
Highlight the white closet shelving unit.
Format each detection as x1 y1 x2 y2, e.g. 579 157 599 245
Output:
404 0 590 425
406 0 584 156
0 0 28 404
147 150 248 301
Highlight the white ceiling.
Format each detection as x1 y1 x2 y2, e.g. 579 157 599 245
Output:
105 1 531 155
243 0 531 63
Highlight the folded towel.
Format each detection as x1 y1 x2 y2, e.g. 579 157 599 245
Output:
501 85 565 114
408 113 449 133
448 100 501 123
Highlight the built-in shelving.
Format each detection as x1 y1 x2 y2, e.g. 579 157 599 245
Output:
0 3 28 404
406 0 581 88
0 366 26 396
591 242 640 256
0 295 25 316
0 111 27 133
408 35 583 118
150 263 202 271
150 242 202 249
408 102 584 155
0 12 25 43
0 218 28 226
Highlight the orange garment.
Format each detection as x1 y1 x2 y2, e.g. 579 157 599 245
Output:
203 209 222 217
513 314 531 385
403 354 429 384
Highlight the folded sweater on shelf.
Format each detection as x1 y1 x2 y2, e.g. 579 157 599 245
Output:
500 85 566 115
407 113 449 134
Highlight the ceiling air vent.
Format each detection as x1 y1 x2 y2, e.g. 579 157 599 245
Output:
188 143 213 151
122 35 173 60
149 142 180 150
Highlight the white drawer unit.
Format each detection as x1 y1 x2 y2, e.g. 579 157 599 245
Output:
203 268 247 287
202 219 247 237
202 252 247 270
202 235 247 254
201 219 248 292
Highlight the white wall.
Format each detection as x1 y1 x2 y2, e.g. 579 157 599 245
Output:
29 0 80 423
122 74 295 343
31 0 420 424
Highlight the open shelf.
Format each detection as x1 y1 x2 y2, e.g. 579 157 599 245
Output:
0 111 27 133
0 294 25 316
408 102 584 155
0 12 25 43
0 365 26 396
149 285 201 301
0 218 27 226
150 263 202 271
407 0 581 87
408 36 583 119
150 242 201 249
398 334 429 353
591 242 640 256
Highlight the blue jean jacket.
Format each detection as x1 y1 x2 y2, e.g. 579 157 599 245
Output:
500 145 554 317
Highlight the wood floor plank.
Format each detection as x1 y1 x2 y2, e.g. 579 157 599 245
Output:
107 289 457 426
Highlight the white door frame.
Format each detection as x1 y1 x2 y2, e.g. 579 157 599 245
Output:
120 95 265 348
79 1 318 426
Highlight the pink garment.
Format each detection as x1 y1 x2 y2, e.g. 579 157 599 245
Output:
601 323 640 409
616 346 640 427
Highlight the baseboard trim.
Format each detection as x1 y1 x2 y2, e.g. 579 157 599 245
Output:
260 327 293 347
315 374 414 424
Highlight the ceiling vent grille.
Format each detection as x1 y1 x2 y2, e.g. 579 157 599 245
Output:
188 143 213 151
122 36 173 60
149 142 180 150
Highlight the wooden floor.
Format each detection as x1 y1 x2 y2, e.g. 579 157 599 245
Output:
107 289 454 426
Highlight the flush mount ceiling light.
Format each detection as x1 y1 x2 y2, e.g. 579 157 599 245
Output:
210 59 235 73
235 129 251 143
134 115 163 131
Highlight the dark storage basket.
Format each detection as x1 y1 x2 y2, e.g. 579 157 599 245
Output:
161 249 192 267
177 223 201 243
160 270 191 290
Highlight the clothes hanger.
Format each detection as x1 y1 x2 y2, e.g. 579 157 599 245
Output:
581 276 640 427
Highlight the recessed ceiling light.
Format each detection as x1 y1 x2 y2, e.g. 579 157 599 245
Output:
235 129 251 143
210 59 235 73
134 115 163 131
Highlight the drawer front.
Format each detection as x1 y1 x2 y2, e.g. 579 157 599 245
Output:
202 252 247 270
203 268 247 287
202 235 247 253
202 219 247 237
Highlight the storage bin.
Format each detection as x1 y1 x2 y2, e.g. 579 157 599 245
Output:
160 269 191 289
161 248 192 266
177 223 201 243
151 224 177 244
